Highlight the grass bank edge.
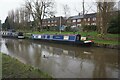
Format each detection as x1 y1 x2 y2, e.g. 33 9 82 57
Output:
1 52 52 78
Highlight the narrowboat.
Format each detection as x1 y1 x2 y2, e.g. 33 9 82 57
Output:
1 31 24 39
17 32 24 39
1 31 17 38
31 34 94 46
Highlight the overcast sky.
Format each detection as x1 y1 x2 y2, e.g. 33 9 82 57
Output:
0 0 119 23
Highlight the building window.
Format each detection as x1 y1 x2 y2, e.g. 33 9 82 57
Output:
93 18 96 21
48 21 50 23
77 24 81 26
88 23 90 25
67 20 71 23
77 19 81 22
51 21 54 23
88 18 90 21
92 23 96 25
52 24 54 26
54 20 57 23
73 20 76 22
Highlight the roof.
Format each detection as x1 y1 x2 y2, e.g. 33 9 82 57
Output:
43 16 64 21
84 13 96 18
42 13 97 21
69 15 84 20
69 13 96 20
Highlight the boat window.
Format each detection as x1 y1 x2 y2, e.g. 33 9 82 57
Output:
76 34 81 41
18 32 23 36
50 35 53 39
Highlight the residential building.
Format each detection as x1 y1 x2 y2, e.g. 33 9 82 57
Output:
42 16 66 30
67 13 97 28
0 20 2 31
67 15 83 27
84 13 97 26
41 13 97 31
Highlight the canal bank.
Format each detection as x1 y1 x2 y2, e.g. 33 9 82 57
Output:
93 43 120 49
1 53 52 78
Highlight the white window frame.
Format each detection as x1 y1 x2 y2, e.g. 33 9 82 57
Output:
88 18 90 21
77 24 81 26
48 21 50 23
73 20 76 22
93 18 96 21
77 19 81 22
51 21 54 23
88 23 90 25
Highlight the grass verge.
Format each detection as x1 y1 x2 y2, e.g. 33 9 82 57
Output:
1 53 52 78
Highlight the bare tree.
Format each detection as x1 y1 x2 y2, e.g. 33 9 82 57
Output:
19 7 31 31
63 4 70 18
14 9 20 30
96 0 116 34
8 10 15 29
25 0 55 31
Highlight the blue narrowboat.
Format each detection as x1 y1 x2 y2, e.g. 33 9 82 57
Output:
31 34 94 46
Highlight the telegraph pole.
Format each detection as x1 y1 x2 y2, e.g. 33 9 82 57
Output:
60 16 61 34
83 0 85 17
0 20 2 37
82 0 85 31
0 20 2 31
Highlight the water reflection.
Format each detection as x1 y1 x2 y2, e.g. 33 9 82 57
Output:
0 38 119 78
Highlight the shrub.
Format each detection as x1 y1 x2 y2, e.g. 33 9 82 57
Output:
107 13 120 34
83 25 97 32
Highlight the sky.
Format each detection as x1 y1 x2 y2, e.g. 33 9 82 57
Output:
0 0 119 23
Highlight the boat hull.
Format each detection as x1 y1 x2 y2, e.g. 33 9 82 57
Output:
31 38 94 46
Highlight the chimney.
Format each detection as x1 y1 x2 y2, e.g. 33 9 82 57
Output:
78 13 81 16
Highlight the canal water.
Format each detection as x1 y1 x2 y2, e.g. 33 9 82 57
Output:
0 38 119 78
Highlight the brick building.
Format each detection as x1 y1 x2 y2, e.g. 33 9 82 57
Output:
67 13 97 27
42 13 97 30
42 16 66 30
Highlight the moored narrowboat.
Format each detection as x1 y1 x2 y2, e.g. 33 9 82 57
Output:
1 31 24 39
17 32 24 39
31 34 94 46
1 31 17 38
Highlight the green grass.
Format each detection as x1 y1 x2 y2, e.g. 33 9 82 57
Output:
28 31 118 38
30 31 75 35
94 40 119 45
1 53 52 78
